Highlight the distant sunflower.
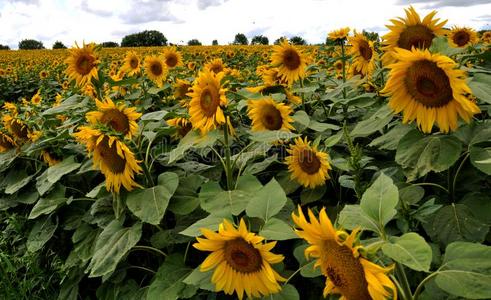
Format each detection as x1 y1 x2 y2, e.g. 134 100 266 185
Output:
162 47 183 69
144 55 167 88
381 48 480 133
193 218 286 300
65 42 99 87
3 115 29 142
166 117 193 139
247 98 294 132
328 27 350 41
271 40 309 85
86 97 141 139
292 206 397 300
41 150 61 166
39 70 48 79
3 102 18 116
31 90 42 105
382 6 447 64
173 78 192 100
448 26 478 48
0 131 15 152
285 137 330 188
187 61 196 71
482 31 491 43
349 33 378 78
204 58 226 74
187 70 228 134
121 51 141 76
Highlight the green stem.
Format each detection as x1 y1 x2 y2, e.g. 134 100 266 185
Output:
412 182 449 194
452 152 470 201
126 265 156 274
112 192 123 219
132 245 167 257
413 272 439 300
395 263 413 300
223 122 233 191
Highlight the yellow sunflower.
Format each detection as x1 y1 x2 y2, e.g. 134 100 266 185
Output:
0 131 16 152
74 128 142 193
482 31 491 43
187 70 228 134
247 98 294 132
41 150 61 166
285 137 331 188
271 40 309 85
292 206 397 300
65 42 99 87
328 27 350 41
3 102 18 116
349 33 378 78
173 78 192 100
3 115 29 142
162 47 183 69
204 58 226 74
382 6 447 64
31 90 42 105
121 51 141 76
381 47 480 133
144 55 168 88
86 97 141 139
39 70 48 79
166 117 193 139
193 218 286 300
187 61 196 71
448 26 478 48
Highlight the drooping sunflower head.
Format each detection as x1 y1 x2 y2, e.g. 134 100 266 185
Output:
448 26 478 48
187 70 228 134
382 6 447 64
86 97 141 139
247 98 295 132
162 47 183 69
173 78 192 100
121 51 141 76
292 206 397 300
65 42 100 87
41 149 61 166
0 131 16 152
271 40 309 85
3 115 29 142
193 218 286 300
204 58 226 74
166 117 193 139
381 47 480 133
328 27 350 42
285 137 331 189
144 55 168 88
348 33 379 78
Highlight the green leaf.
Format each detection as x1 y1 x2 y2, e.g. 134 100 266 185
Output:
47 156 81 183
470 146 491 175
292 110 310 131
42 94 88 115
88 220 142 278
3 169 33 194
28 185 66 219
293 244 322 278
382 233 432 272
246 178 287 221
469 73 491 104
182 267 214 291
435 242 491 299
146 254 191 300
430 36 464 57
396 130 462 181
27 215 58 252
399 185 425 205
142 110 168 121
360 173 399 232
300 185 326 204
179 212 231 237
249 130 299 143
259 218 297 240
338 204 380 233
264 284 299 300
369 124 413 151
351 105 393 137
168 175 204 215
126 185 173 225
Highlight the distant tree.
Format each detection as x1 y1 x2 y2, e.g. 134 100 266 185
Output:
121 30 167 47
290 36 307 45
18 39 44 50
274 36 288 45
187 39 202 46
0 44 10 50
362 30 380 42
251 35 269 45
52 41 67 49
101 41 119 48
212 39 218 45
233 33 248 45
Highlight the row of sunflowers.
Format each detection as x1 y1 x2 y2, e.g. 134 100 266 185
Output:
0 6 491 300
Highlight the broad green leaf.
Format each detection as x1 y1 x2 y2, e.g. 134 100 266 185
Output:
179 212 232 237
259 218 297 240
249 130 299 143
3 169 33 194
47 156 81 183
338 204 380 233
142 110 168 121
399 185 425 205
29 185 66 219
470 146 491 175
126 186 172 225
246 178 287 221
168 175 204 215
264 284 299 300
382 233 432 272
293 244 322 278
430 36 464 57
42 95 88 115
36 169 55 196
292 110 310 131
369 124 413 151
27 215 58 252
469 73 491 104
182 267 214 291
88 220 142 278
300 184 326 204
146 254 191 300
351 105 393 137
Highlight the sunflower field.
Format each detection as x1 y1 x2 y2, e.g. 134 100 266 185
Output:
1 6 491 300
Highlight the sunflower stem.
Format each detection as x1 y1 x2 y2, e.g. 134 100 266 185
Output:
112 192 123 220
451 152 469 201
131 245 167 257
395 262 413 300
412 271 439 300
223 121 233 191
412 182 449 194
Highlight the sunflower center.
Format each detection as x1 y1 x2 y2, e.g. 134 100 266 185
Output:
130 58 138 69
150 62 163 76
453 31 470 47
283 49 301 70
405 60 453 108
210 64 224 74
166 55 178 67
323 240 371 300
261 104 283 130
97 137 126 174
358 40 373 61
100 109 130 134
199 86 220 117
224 238 262 273
0 134 14 149
10 120 29 140
299 149 321 174
76 54 95 75
397 24 435 50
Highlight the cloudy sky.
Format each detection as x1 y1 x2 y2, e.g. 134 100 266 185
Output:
1 0 490 49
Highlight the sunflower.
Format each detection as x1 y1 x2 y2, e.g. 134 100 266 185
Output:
381 47 480 133
144 55 168 88
187 61 196 71
0 131 15 152
349 33 378 78
247 98 294 132
3 102 18 116
382 6 447 64
162 47 183 69
193 218 286 300
86 97 141 139
121 51 141 76
285 137 331 188
328 27 350 41
448 26 478 48
482 31 491 43
74 128 142 193
173 78 192 100
204 58 226 74
187 70 228 134
39 70 48 79
292 206 397 300
65 42 99 87
166 117 193 139
31 90 42 105
271 40 309 85
41 150 61 166
3 115 29 142
62 81 70 90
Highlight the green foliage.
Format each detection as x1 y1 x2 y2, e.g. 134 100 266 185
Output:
0 44 11 50
52 41 66 49
187 39 201 46
121 30 167 47
251 35 269 45
211 39 218 45
233 33 248 45
290 36 307 45
100 41 119 48
18 39 45 49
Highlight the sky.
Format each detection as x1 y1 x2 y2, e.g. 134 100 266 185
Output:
0 0 490 49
